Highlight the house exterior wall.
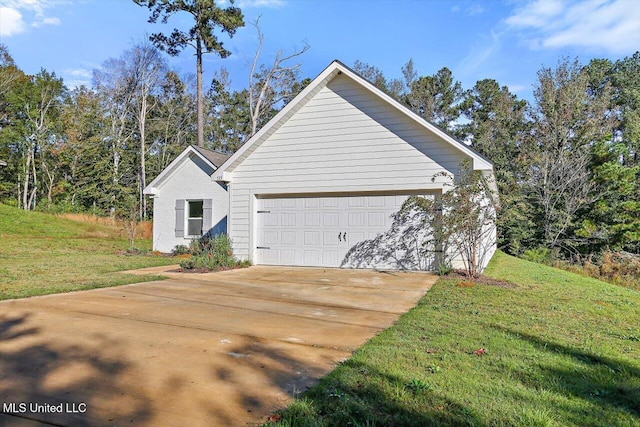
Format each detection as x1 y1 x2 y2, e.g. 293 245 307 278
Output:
151 154 228 252
228 74 472 265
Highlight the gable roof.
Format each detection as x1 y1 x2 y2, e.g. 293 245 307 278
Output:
0 160 6 167
214 59 493 182
191 145 230 168
143 145 230 195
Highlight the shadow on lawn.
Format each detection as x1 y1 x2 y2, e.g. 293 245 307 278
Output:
207 339 338 423
273 358 484 426
0 313 153 426
495 326 640 419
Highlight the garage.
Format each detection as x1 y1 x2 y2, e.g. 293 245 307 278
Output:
256 193 434 268
214 60 496 271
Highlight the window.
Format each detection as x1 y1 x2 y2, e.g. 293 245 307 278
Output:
187 200 203 236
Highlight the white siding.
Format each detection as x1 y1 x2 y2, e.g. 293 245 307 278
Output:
229 75 470 263
152 154 228 252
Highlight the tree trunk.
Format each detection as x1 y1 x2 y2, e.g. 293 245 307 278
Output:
140 96 147 220
196 37 204 147
22 147 31 210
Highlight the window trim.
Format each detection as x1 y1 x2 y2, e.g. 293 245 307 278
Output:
186 200 204 237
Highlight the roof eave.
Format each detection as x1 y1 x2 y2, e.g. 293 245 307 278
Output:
144 146 218 193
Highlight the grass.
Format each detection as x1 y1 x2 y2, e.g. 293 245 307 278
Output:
0 203 176 300
270 251 640 426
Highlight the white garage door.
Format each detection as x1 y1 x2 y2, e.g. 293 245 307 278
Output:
256 194 435 269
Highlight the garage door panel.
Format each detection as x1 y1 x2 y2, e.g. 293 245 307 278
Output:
280 213 296 226
368 212 385 227
262 231 279 245
367 196 385 207
281 198 297 208
322 251 339 265
263 213 278 226
304 212 320 226
304 198 319 208
322 198 339 208
348 231 365 245
348 212 365 227
257 194 435 269
303 250 321 265
323 212 339 227
281 231 296 245
323 231 339 246
348 197 365 207
304 231 320 246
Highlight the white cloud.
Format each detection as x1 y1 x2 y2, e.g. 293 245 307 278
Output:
450 2 485 16
506 83 528 93
458 29 502 76
34 16 60 27
63 67 92 89
506 0 640 54
0 0 64 35
0 6 24 36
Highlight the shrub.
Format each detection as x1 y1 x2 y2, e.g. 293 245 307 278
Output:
171 244 189 256
180 234 249 271
437 263 452 276
596 250 640 291
523 248 640 291
521 247 554 264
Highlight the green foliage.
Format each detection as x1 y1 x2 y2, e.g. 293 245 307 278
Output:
179 234 249 270
402 160 497 278
436 263 451 276
171 244 189 255
206 67 250 152
137 0 244 59
1 39 639 265
405 379 432 393
270 252 640 426
405 67 465 131
135 0 245 147
521 247 554 264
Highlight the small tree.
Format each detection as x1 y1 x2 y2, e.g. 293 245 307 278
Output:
403 161 498 278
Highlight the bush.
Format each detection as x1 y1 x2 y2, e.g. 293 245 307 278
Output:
522 248 640 291
596 250 640 291
180 234 250 271
171 244 189 256
521 247 555 264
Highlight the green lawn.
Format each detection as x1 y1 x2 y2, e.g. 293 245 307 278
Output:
0 204 176 300
271 252 640 426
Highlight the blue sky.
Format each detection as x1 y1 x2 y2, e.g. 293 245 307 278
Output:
0 0 639 101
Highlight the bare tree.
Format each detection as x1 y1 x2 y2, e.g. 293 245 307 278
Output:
527 146 595 249
127 42 167 219
93 57 137 217
18 71 64 211
526 58 613 251
248 17 309 136
402 161 498 278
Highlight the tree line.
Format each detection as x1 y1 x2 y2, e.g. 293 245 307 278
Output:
352 54 639 258
0 37 638 260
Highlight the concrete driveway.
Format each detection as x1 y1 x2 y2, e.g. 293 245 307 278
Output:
0 266 436 426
